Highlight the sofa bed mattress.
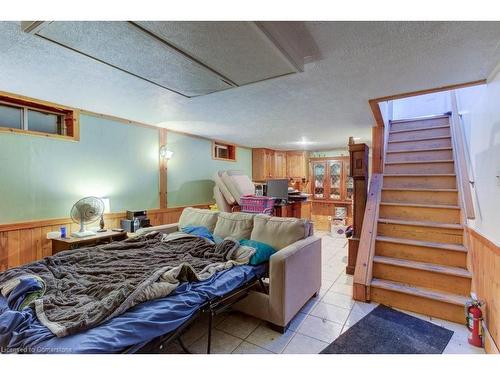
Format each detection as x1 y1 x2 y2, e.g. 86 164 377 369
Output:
0 264 265 354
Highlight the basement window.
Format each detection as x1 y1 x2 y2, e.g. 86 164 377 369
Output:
212 141 236 161
0 92 79 140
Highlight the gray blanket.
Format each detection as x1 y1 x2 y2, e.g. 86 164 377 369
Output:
0 231 255 337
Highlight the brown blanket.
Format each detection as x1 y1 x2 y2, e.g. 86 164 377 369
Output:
0 231 254 337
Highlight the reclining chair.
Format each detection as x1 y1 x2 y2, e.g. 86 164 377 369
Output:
213 170 255 212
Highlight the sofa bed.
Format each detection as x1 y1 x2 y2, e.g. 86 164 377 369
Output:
0 208 321 353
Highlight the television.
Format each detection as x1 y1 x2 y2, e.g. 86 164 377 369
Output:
266 179 289 202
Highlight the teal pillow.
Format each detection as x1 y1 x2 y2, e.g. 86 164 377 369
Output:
239 239 276 265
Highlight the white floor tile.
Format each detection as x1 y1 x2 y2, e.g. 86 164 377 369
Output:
288 312 308 332
321 291 355 309
245 324 295 354
188 329 242 354
310 301 351 325
231 341 274 354
443 337 485 354
216 312 260 339
327 282 353 296
299 295 321 314
296 315 343 343
282 332 329 354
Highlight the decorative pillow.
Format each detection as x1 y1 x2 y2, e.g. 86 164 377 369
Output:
178 207 219 232
240 239 276 265
181 225 214 242
214 212 254 240
250 215 311 250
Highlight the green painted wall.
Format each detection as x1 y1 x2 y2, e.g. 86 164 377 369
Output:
0 114 160 223
167 132 252 207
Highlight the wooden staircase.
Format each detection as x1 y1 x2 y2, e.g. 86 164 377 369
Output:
354 114 471 323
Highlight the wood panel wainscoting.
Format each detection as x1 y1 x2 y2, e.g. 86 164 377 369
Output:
466 227 500 354
0 204 210 272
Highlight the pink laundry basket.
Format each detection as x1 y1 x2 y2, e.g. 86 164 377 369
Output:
239 195 275 214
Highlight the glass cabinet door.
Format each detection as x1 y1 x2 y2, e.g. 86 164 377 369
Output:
345 159 353 201
328 160 342 200
313 162 325 199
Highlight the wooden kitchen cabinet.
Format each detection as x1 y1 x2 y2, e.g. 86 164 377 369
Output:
252 148 275 182
274 151 287 178
253 149 308 182
286 151 308 179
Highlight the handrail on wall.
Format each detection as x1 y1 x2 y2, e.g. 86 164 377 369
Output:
353 173 383 302
449 91 476 220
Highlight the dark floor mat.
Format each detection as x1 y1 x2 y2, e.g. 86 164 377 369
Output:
321 305 453 354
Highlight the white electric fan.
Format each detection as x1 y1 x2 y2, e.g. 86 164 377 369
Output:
70 196 104 238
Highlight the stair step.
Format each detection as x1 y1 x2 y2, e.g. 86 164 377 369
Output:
389 126 451 142
388 135 451 144
373 256 471 278
381 188 459 206
389 124 450 134
378 218 462 230
379 202 461 224
386 147 452 154
386 149 454 163
385 160 454 165
390 114 449 124
390 116 449 132
377 218 463 245
383 174 457 189
371 278 468 306
380 202 460 209
373 255 471 295
370 279 467 323
375 236 467 268
376 236 466 253
387 137 452 152
384 160 455 174
382 188 458 192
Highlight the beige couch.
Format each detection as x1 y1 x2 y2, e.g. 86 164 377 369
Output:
137 207 322 332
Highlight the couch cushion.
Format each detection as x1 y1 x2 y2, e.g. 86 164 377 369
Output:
221 171 255 205
213 185 232 213
214 171 236 205
250 215 311 250
214 212 255 240
178 207 219 232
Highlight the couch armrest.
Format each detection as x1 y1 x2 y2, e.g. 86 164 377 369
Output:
268 236 322 327
135 223 179 236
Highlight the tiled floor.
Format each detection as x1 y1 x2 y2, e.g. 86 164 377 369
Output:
164 231 485 354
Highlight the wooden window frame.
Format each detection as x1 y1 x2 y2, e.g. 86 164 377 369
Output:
309 156 352 203
0 91 80 141
212 141 237 162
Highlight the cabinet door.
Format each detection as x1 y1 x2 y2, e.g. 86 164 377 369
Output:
345 159 353 201
265 149 275 179
274 151 287 178
312 162 326 199
287 152 307 179
328 160 342 200
252 149 266 181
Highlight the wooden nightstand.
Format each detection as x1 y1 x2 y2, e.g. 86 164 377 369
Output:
51 230 127 255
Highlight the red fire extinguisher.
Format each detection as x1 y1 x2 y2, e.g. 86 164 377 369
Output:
465 299 483 348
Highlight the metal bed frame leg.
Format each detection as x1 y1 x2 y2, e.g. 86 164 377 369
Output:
177 337 191 354
207 311 213 354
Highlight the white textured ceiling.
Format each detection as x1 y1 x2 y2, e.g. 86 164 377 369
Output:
1 21 499 149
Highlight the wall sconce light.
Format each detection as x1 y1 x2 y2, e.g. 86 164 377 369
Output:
159 146 173 160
